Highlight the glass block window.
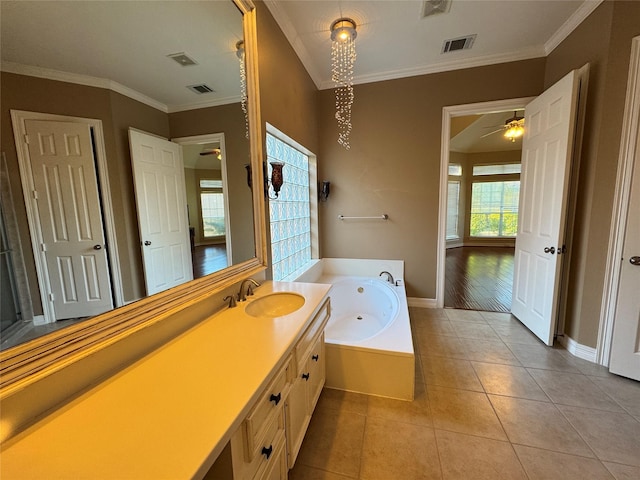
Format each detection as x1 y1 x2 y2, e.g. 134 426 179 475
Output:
470 181 520 237
449 164 463 176
446 181 460 240
473 163 521 176
267 133 311 281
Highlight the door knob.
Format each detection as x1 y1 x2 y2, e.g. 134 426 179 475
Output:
544 246 556 254
630 256 640 266
144 241 151 246
93 245 102 250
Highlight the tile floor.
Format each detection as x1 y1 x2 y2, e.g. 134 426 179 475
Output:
289 308 640 480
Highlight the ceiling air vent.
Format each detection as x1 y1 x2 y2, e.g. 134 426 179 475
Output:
167 52 198 67
187 84 215 94
442 34 476 53
422 0 452 18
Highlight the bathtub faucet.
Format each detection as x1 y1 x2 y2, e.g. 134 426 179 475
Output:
379 271 394 284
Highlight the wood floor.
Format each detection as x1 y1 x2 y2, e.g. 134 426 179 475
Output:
445 246 514 313
192 244 228 279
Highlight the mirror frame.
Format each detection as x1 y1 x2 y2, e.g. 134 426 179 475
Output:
0 0 266 395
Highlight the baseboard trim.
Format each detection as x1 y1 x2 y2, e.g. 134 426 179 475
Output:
408 297 438 308
558 335 597 363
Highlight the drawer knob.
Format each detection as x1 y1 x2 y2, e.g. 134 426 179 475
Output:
261 445 273 460
269 392 281 406
312 354 319 362
302 372 310 381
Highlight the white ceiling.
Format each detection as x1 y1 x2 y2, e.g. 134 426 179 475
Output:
0 1 244 113
450 110 524 153
265 0 602 90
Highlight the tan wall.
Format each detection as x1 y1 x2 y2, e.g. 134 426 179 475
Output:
544 0 640 347
255 1 319 156
316 59 546 298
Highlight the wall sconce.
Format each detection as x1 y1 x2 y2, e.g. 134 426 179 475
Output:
319 181 331 202
268 162 285 199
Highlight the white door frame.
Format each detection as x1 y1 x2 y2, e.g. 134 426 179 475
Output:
171 133 232 266
10 110 123 323
436 97 534 308
598 36 640 366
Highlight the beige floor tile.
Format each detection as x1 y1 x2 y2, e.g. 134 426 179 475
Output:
444 309 487 323
413 318 458 337
413 331 468 359
296 406 366 477
490 322 542 346
421 355 484 392
471 362 549 401
458 337 521 365
410 307 449 322
479 311 514 323
558 405 640 467
514 445 615 479
506 343 581 372
429 386 507 440
415 356 425 384
316 388 369 415
450 321 501 340
435 429 527 480
360 416 442 480
589 375 640 417
489 395 594 457
603 462 640 480
289 464 356 480
367 380 432 427
527 369 624 412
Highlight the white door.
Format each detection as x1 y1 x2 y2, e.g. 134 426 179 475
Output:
26 119 113 319
609 119 640 381
511 69 582 345
129 129 193 296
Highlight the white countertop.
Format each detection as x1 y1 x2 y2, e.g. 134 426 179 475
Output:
0 281 331 479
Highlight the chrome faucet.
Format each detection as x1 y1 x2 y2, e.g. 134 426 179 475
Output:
238 278 261 301
379 271 394 284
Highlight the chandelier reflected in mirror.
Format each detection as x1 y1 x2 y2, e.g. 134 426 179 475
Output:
236 40 249 139
330 18 357 149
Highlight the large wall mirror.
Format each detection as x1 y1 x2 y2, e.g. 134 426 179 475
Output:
0 0 266 388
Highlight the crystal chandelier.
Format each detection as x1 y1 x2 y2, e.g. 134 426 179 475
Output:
331 18 357 149
236 40 249 139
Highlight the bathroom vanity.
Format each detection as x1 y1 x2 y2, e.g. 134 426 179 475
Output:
0 281 331 479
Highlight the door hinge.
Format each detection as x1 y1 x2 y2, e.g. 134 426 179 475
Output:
49 293 55 302
24 134 30 144
41 243 47 252
32 190 38 200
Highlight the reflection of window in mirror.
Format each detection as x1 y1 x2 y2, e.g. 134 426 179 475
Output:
199 179 226 239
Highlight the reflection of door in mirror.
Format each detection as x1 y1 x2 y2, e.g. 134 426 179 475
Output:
129 129 194 296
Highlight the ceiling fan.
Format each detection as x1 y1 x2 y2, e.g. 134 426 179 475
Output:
200 147 222 160
480 111 525 142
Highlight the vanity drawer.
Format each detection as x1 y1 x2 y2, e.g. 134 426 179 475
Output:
243 357 290 461
233 408 286 480
295 298 330 371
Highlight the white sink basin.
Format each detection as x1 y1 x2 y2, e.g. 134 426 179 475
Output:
245 292 305 318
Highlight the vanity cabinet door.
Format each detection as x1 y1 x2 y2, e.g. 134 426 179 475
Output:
307 333 325 413
285 370 309 469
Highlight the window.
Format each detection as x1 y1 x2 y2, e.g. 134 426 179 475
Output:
473 163 521 176
267 132 312 281
199 179 225 238
470 181 519 237
449 164 463 176
447 181 460 240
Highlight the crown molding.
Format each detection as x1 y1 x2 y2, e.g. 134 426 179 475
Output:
317 47 546 90
262 0 323 89
545 0 604 55
1 61 241 114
